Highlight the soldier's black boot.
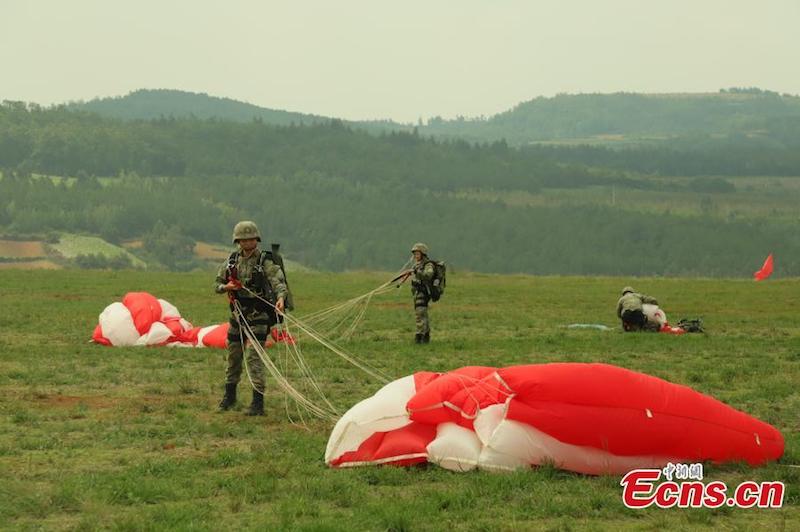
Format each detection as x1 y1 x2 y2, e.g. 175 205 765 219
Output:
245 390 264 416
414 333 422 344
422 332 430 344
218 383 237 411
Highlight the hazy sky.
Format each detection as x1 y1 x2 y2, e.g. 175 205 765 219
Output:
2 1 799 122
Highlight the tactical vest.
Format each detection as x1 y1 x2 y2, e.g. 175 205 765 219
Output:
226 247 294 316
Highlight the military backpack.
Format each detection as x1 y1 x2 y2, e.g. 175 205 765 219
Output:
676 318 704 333
428 260 447 302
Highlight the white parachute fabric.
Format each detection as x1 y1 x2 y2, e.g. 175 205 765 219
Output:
325 375 416 462
97 302 140 346
642 303 667 329
326 364 785 474
92 292 229 348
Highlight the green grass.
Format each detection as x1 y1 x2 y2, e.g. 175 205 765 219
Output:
450 176 800 223
0 270 797 530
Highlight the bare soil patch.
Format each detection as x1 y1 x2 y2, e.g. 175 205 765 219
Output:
0 260 61 270
374 301 408 309
0 240 46 258
40 394 118 409
195 242 230 260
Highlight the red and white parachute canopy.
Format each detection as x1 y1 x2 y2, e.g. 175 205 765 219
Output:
326 363 784 474
92 292 229 348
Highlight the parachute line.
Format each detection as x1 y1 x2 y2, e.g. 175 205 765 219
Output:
233 301 338 420
239 287 392 383
230 264 416 420
299 259 412 341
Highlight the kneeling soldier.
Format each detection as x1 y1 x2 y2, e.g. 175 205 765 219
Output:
616 286 658 332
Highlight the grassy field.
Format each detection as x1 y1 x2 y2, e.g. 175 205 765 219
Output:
0 270 797 530
50 235 147 269
451 177 800 223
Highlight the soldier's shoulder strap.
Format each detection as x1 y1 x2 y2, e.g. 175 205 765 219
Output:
260 247 294 310
259 250 289 282
258 249 279 267
224 251 239 282
226 251 239 273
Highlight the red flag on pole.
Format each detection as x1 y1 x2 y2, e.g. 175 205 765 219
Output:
754 253 774 281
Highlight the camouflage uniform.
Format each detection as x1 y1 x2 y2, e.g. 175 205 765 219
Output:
215 251 288 391
616 286 658 332
410 243 435 343
216 221 288 415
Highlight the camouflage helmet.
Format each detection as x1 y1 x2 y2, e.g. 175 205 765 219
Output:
410 242 429 255
232 221 261 243
621 286 635 296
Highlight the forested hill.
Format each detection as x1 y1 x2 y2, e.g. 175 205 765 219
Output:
1 102 799 276
422 89 800 145
69 89 330 125
66 88 800 147
0 102 607 189
69 89 407 132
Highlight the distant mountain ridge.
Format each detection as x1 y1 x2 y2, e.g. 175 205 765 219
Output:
4 100 800 275
421 88 800 145
69 89 409 133
68 87 800 146
69 89 331 125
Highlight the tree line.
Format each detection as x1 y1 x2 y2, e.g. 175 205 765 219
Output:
1 102 799 276
422 91 800 145
6 100 799 190
2 172 797 276
1 101 613 193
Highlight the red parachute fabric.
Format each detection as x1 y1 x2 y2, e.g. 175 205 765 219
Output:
271 328 296 345
122 292 163 335
92 292 295 348
407 366 501 427
197 323 229 348
754 253 774 281
329 422 436 467
91 324 112 345
659 323 686 335
326 363 784 475
498 364 780 463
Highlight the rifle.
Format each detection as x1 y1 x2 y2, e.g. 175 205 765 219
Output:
391 269 413 287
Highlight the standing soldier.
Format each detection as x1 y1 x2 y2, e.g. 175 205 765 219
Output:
215 221 288 416
410 242 435 344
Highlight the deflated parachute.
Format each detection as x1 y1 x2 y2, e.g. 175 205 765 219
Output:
91 292 229 347
326 363 783 474
92 291 295 348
